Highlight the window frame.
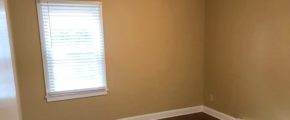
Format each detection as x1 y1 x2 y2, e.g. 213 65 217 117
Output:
36 0 108 102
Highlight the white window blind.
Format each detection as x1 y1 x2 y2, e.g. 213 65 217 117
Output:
37 0 107 102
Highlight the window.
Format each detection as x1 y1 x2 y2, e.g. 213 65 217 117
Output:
37 0 107 102
0 0 17 99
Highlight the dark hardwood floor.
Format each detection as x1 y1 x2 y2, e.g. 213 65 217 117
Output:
160 112 219 120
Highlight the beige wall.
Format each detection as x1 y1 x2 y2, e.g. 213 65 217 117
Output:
8 0 290 119
7 0 205 120
205 0 290 120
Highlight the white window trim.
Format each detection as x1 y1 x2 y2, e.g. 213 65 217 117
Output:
46 88 108 102
36 0 108 102
38 0 101 4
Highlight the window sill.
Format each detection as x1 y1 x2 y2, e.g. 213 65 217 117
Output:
46 89 108 102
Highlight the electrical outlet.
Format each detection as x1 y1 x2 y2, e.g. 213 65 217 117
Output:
209 94 214 102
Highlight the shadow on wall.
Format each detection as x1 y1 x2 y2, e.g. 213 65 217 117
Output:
205 0 290 120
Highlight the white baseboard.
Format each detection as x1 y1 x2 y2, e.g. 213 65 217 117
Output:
117 105 239 120
203 106 237 120
117 106 203 120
